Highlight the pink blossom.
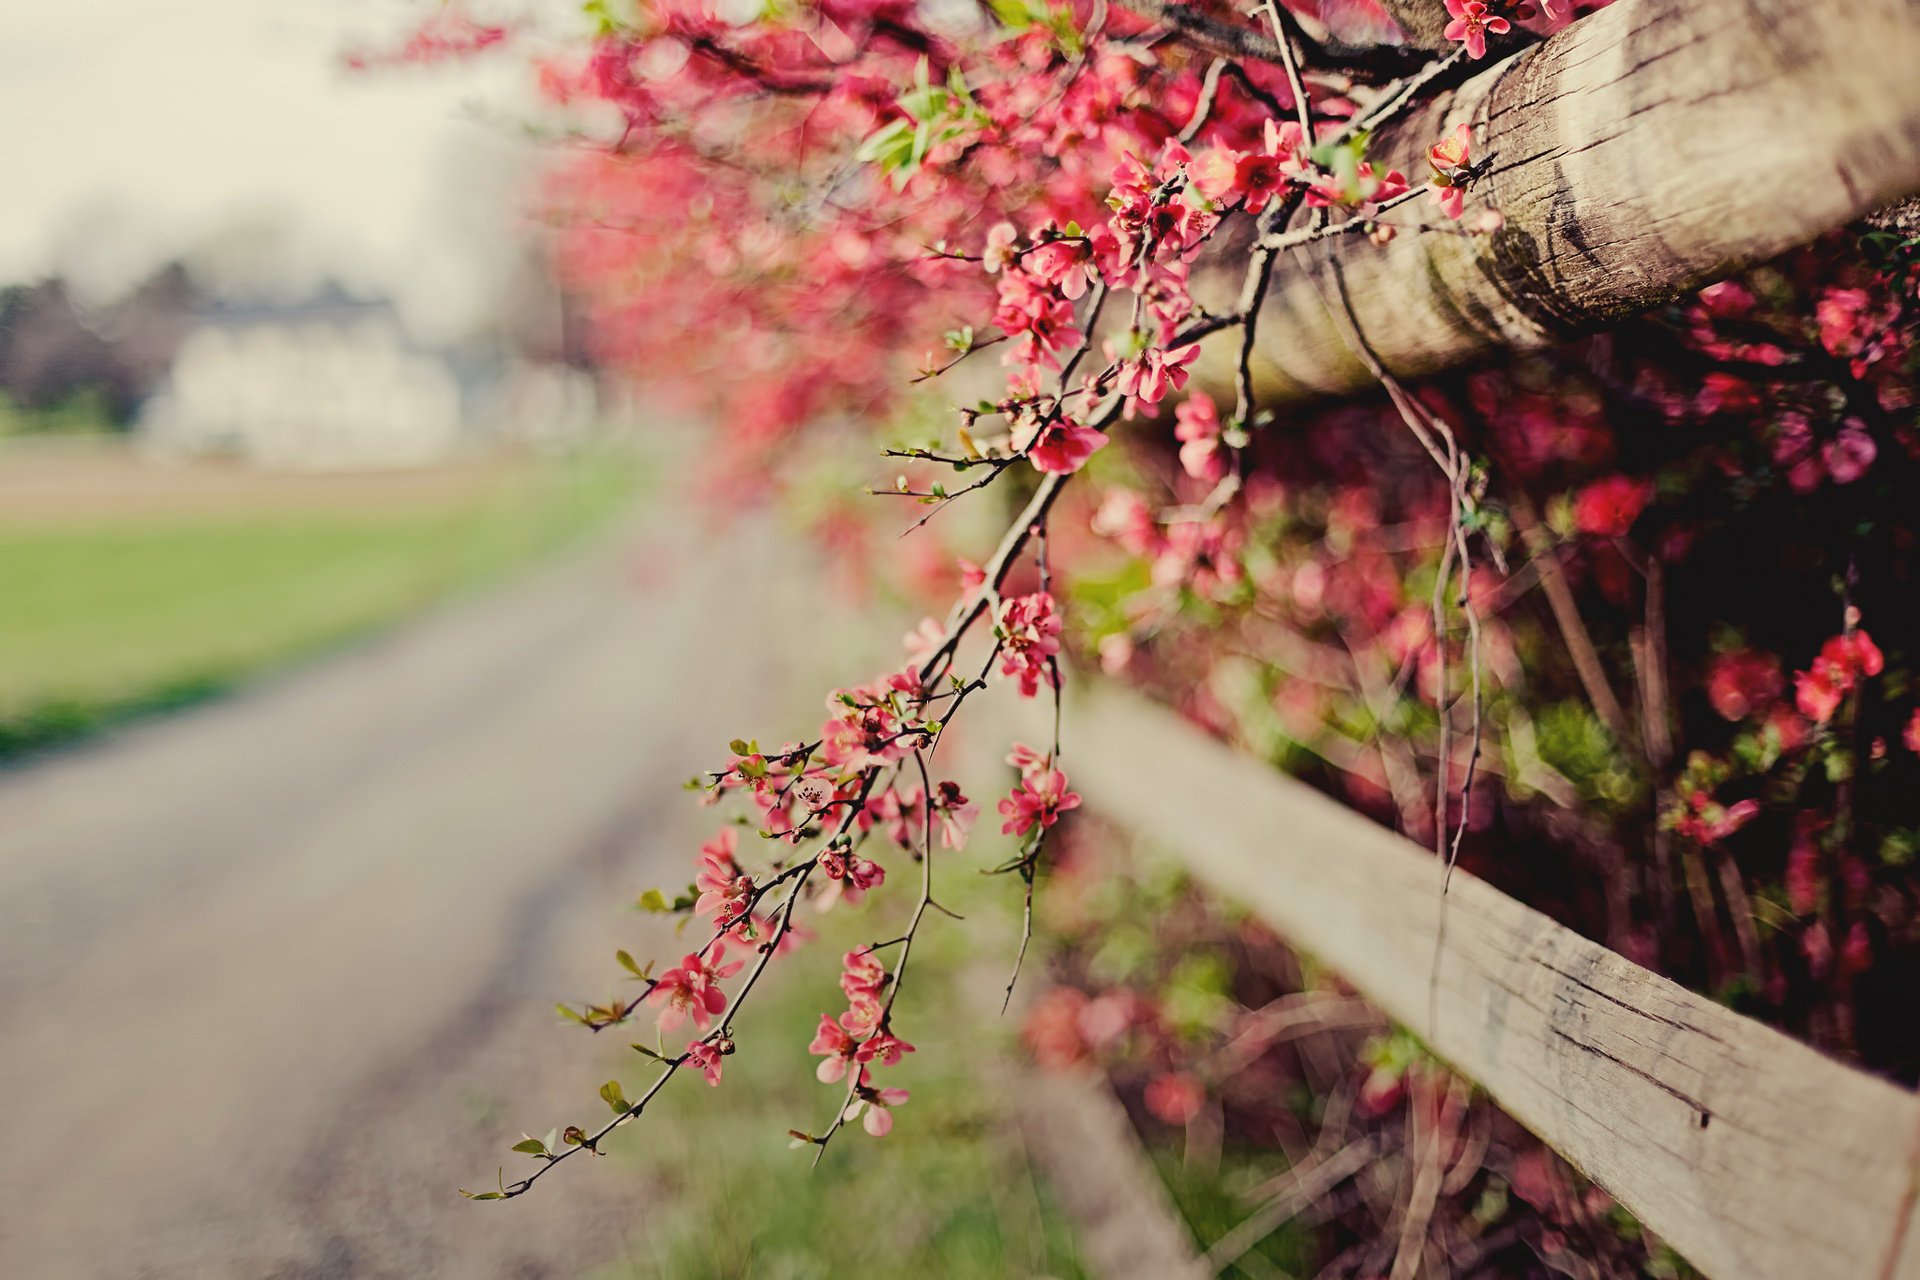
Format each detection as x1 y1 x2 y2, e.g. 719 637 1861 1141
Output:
647 942 744 1033
1019 414 1111 474
982 221 1018 274
1443 0 1510 58
808 1013 859 1082
1005 742 1050 777
1113 342 1201 406
1673 793 1759 846
1091 488 1159 556
685 1039 725 1087
998 592 1063 698
1025 234 1096 300
845 1070 910 1136
1193 119 1304 214
998 768 1083 836
903 615 946 662
1426 123 1471 220
1174 393 1224 481
857 1029 916 1068
817 847 885 907
693 828 754 926
1822 421 1877 484
933 780 979 850
1904 709 1920 755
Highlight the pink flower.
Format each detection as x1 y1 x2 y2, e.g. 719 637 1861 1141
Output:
817 847 885 907
998 592 1063 698
1444 0 1510 58
838 948 888 1034
857 1029 916 1068
1573 475 1652 537
1026 235 1096 300
982 221 1018 274
1174 393 1224 481
1020 414 1111 474
1193 119 1304 214
1822 421 1877 484
998 768 1083 836
844 1070 909 1137
1673 793 1759 846
694 828 754 926
685 1039 725 1087
808 1013 859 1082
1904 708 1920 755
1426 123 1471 220
933 779 979 850
840 948 887 999
1091 488 1158 555
647 942 744 1033
1144 1072 1206 1125
1005 741 1050 777
903 615 946 662
1113 342 1201 406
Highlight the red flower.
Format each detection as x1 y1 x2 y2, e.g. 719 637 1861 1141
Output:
1705 649 1783 722
1573 475 1652 538
1793 629 1883 723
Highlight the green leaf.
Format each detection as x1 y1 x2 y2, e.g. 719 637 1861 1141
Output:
615 949 648 978
600 1079 631 1114
728 738 752 756
511 1137 550 1156
636 888 670 913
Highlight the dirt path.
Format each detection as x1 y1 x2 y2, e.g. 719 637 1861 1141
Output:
0 501 835 1278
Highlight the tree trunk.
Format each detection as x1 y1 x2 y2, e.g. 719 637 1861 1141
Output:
1237 0 1920 402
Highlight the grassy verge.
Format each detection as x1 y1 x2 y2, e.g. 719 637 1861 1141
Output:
0 445 643 759
581 877 1090 1280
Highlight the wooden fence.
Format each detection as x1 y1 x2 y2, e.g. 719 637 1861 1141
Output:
1061 686 1920 1280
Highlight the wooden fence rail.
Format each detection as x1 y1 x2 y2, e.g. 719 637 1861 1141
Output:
1062 686 1920 1280
1228 0 1920 404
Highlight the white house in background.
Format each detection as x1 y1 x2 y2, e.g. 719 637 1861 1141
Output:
138 288 466 471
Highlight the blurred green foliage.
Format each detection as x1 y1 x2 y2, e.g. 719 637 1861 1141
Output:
0 448 642 759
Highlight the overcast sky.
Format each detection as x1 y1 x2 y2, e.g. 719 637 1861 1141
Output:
0 2 543 339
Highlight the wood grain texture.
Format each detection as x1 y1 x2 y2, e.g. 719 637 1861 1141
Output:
1238 0 1920 400
1065 685 1920 1280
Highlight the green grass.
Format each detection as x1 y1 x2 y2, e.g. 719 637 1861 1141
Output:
581 884 1090 1280
0 449 643 758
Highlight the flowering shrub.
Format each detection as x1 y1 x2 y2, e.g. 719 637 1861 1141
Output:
424 0 1920 1256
